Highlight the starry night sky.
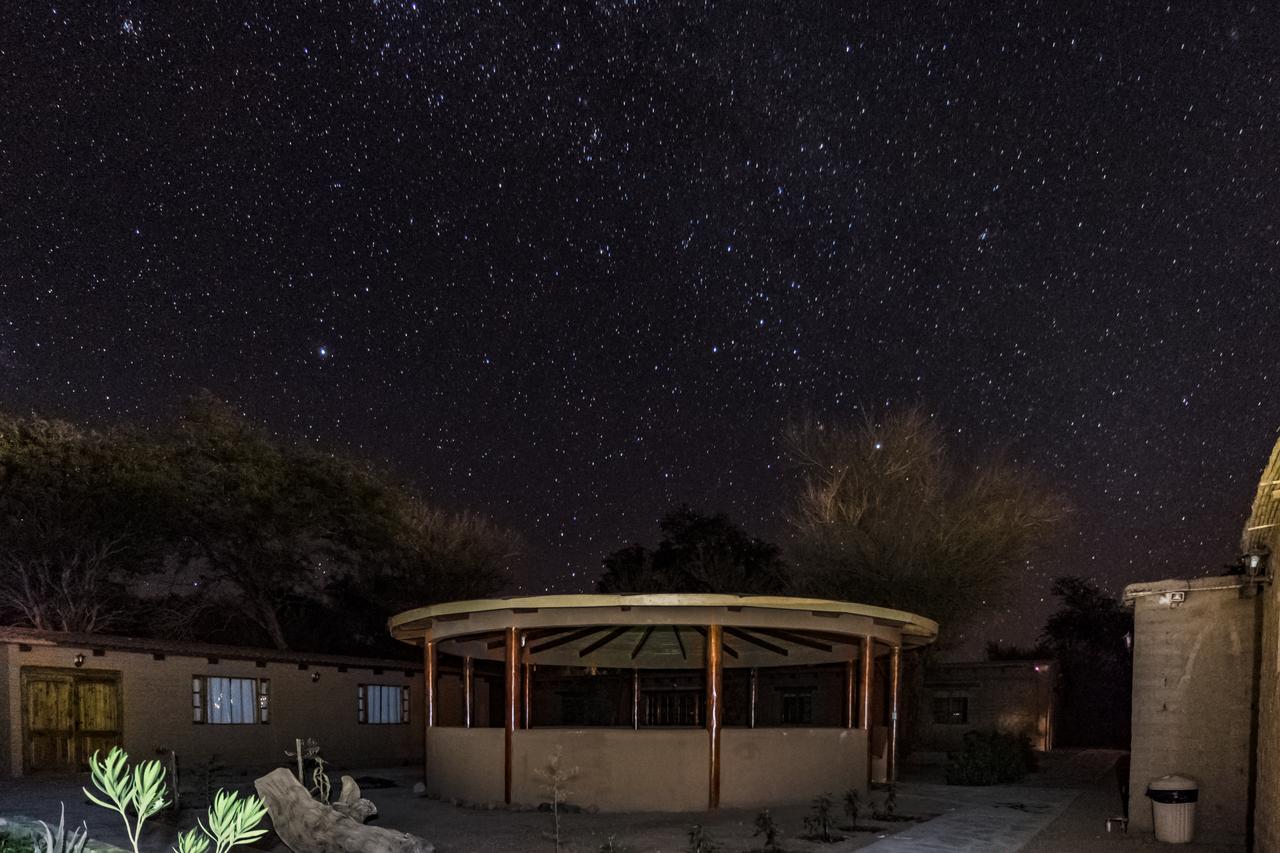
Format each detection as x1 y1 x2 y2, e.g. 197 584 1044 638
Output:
4 1 1279 652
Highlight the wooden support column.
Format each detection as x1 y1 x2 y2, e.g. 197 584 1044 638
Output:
705 624 723 810
860 636 873 729
423 640 436 787
462 656 474 728
504 626 520 804
632 668 640 730
861 635 874 788
845 655 857 728
888 644 902 784
523 661 533 729
749 667 758 729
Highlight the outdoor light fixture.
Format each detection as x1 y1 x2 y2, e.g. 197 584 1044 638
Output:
1242 546 1270 578
74 653 85 667
311 671 321 683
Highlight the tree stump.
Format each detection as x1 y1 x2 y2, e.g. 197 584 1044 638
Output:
254 768 433 853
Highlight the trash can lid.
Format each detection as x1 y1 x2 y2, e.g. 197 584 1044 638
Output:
1148 774 1198 791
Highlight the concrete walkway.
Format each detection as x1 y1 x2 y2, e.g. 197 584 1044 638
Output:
870 749 1243 853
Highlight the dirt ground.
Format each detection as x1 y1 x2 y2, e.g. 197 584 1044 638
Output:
0 765 925 853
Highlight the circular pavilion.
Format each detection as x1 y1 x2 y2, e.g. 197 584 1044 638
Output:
389 594 937 812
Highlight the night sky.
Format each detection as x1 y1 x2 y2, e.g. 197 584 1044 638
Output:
4 2 1278 653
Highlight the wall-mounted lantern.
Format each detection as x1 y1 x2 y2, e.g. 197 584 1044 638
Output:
73 653 85 667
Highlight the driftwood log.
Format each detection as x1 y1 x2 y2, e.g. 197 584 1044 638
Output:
254 768 433 853
331 776 377 823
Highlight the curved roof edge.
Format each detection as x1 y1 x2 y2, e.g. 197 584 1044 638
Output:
388 593 938 645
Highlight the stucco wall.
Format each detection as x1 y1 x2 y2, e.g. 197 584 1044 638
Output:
511 728 708 811
425 727 505 804
0 644 11 777
1126 582 1259 842
1 641 422 777
721 727 867 807
1257 578 1279 853
919 661 1054 753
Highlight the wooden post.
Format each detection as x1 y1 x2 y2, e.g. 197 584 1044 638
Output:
504 627 520 805
845 656 856 728
705 624 723 810
861 635 874 788
749 667 758 729
523 661 533 729
860 636 873 729
632 668 640 730
423 640 436 788
462 656 474 728
888 644 902 784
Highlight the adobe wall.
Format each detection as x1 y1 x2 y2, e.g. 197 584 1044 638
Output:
919 661 1054 753
1126 579 1258 843
1 640 422 778
1257 577 1279 853
720 727 867 807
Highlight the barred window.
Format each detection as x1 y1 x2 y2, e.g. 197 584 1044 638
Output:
193 676 270 725
358 684 409 724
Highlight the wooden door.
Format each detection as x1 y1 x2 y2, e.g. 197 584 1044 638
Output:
21 667 122 772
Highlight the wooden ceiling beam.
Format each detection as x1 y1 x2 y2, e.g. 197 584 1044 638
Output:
579 626 631 657
631 625 656 660
724 627 788 656
530 626 607 655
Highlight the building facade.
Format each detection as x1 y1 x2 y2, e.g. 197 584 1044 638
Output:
918 659 1055 754
0 627 423 779
1125 435 1280 851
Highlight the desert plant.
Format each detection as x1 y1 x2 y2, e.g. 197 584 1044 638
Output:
285 738 331 803
945 729 1035 785
34 804 88 853
753 810 781 852
842 789 860 828
172 788 269 853
598 836 626 853
533 746 580 853
686 824 721 853
83 747 169 853
804 793 837 842
882 784 897 817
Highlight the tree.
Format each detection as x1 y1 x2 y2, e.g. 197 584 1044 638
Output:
159 394 520 652
1039 576 1132 748
0 398 519 654
597 507 787 594
784 407 1068 645
0 414 171 632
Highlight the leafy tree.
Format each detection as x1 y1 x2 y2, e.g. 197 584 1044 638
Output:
0 415 171 632
1039 576 1132 748
0 398 519 653
598 507 787 594
784 407 1067 644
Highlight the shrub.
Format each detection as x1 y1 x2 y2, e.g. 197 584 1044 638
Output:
945 729 1036 785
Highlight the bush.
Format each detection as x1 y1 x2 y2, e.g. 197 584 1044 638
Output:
945 729 1036 785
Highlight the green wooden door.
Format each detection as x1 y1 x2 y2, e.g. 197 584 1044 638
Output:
21 667 122 772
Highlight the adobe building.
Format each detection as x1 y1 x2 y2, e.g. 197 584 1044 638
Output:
388 593 937 811
918 659 1055 754
0 627 424 778
1125 436 1280 851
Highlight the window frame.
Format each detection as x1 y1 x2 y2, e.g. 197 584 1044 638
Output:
192 675 271 725
931 695 969 725
357 683 410 725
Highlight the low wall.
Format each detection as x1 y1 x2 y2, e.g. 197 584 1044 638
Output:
428 726 871 812
1257 578 1279 853
721 727 867 808
512 728 708 811
426 727 504 804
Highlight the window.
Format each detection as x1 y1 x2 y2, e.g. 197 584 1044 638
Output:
781 690 814 725
932 696 968 725
358 684 409 724
193 676 269 724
